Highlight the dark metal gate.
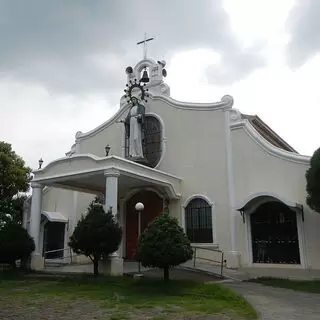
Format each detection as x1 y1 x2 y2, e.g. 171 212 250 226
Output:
251 201 300 264
43 222 65 259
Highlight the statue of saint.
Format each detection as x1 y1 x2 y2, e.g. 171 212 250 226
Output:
125 96 145 159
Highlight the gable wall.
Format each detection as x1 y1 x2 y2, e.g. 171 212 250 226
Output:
75 98 232 250
231 127 320 268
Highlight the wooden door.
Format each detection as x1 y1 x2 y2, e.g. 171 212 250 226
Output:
126 190 163 260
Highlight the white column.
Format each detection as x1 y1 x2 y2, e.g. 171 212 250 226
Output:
103 169 123 276
104 169 120 216
29 182 45 270
30 182 43 253
119 198 126 258
70 191 78 235
224 110 240 268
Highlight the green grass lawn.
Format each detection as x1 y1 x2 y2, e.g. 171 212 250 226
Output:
249 277 320 294
0 272 257 320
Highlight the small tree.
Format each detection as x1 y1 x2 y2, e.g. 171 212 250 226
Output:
69 198 122 276
136 212 193 281
0 222 35 268
306 147 320 213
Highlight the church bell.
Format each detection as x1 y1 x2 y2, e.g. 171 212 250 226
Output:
140 69 149 83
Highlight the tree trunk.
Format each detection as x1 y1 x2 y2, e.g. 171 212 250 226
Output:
11 260 16 270
163 266 169 281
20 257 26 270
93 258 99 277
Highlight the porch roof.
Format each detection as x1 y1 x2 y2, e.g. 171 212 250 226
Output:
42 211 68 223
32 154 182 199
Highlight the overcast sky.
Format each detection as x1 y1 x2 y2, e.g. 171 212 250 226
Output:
1 0 319 170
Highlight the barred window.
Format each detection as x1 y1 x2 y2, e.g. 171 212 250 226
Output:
185 198 213 243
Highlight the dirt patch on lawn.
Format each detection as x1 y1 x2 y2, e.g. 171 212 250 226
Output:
0 296 242 320
0 297 106 320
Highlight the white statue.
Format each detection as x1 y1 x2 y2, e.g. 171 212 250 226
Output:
125 95 145 159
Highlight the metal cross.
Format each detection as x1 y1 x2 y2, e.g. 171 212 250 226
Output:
137 33 154 59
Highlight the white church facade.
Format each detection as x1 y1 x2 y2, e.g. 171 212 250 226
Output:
25 56 320 274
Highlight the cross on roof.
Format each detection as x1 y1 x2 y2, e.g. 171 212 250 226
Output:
137 33 154 60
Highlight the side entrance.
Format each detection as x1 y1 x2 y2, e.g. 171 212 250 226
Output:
250 201 301 264
43 222 65 259
125 190 163 260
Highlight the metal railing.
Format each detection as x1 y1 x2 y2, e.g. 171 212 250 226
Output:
44 247 73 267
0 263 12 272
192 246 225 278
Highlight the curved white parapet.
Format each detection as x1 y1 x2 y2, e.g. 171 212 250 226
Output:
76 94 234 142
33 153 103 174
32 154 182 200
152 94 233 111
230 117 310 165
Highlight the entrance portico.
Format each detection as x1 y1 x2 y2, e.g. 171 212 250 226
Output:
29 154 182 274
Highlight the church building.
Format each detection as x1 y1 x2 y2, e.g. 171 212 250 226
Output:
25 54 320 274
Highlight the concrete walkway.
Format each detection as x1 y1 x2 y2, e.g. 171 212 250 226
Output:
181 260 320 281
44 261 149 275
45 259 320 281
224 281 320 320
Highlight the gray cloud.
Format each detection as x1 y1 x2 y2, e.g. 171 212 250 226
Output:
0 0 265 94
286 0 320 68
206 45 265 85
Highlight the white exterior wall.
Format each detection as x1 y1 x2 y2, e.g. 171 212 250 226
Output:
74 98 232 251
38 94 320 270
35 57 320 271
232 126 320 269
42 188 95 224
42 187 74 215
42 187 95 242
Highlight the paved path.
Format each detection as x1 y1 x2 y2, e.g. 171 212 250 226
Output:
223 281 320 320
181 260 320 281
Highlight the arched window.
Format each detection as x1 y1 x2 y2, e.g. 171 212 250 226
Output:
143 116 162 168
125 115 162 168
185 198 213 243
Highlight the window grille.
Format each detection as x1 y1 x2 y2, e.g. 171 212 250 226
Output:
185 198 213 243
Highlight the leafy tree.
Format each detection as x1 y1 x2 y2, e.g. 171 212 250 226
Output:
0 141 31 199
0 141 31 224
136 212 193 281
69 198 122 276
0 222 35 268
0 195 28 227
11 195 28 224
306 147 320 213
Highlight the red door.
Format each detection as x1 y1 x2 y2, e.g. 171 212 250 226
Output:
126 191 163 260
